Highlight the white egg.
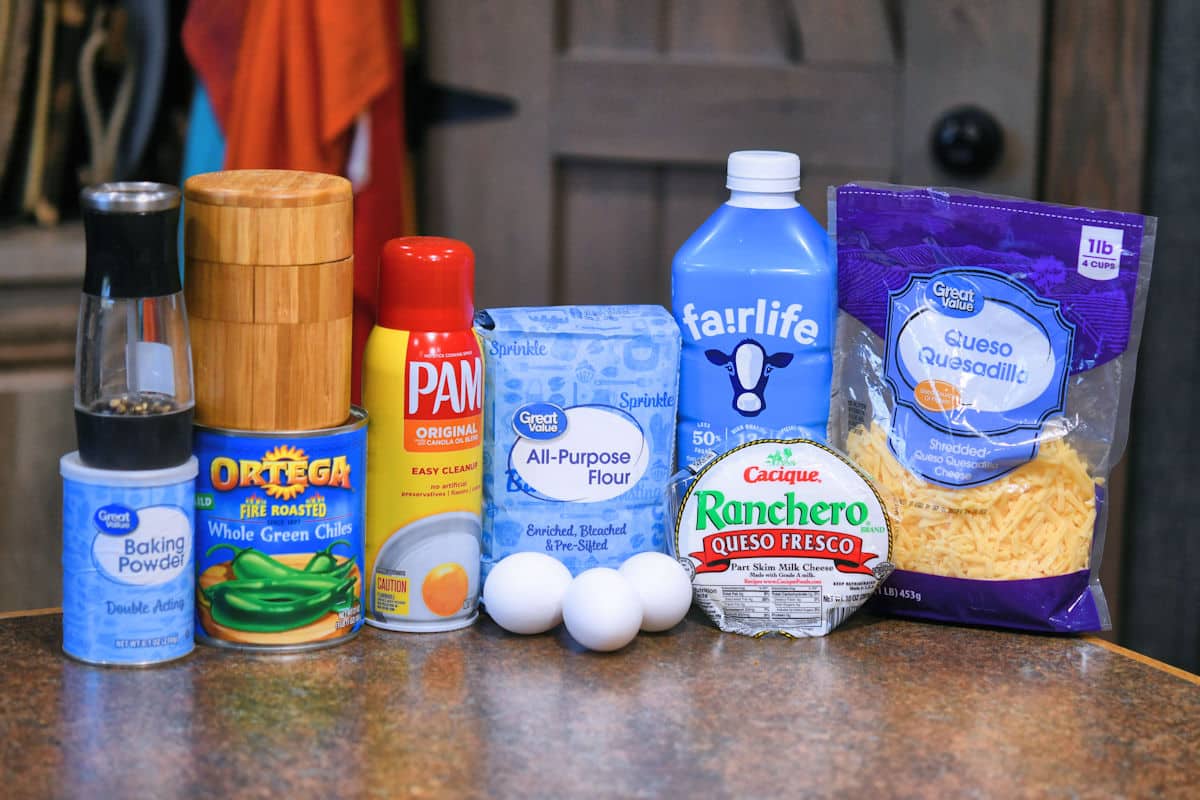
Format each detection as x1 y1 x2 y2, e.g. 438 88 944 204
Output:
618 552 694 632
482 552 573 634
561 568 643 652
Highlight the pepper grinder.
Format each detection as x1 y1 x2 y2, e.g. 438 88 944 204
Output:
75 183 194 469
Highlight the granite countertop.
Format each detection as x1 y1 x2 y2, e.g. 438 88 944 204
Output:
0 610 1197 799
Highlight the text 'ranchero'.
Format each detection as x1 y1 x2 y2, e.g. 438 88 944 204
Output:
693 488 870 531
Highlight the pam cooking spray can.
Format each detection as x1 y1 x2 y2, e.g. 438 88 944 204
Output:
363 237 483 632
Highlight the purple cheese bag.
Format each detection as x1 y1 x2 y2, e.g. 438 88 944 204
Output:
829 184 1156 632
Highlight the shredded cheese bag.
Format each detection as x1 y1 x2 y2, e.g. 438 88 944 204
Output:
830 185 1156 632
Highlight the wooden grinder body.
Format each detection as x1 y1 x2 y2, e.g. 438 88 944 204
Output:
184 170 353 431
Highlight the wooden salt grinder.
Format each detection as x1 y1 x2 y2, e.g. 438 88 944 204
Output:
184 170 353 431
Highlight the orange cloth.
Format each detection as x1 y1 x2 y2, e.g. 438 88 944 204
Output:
183 0 406 404
221 0 392 172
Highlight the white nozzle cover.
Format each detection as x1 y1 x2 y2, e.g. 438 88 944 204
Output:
726 150 801 192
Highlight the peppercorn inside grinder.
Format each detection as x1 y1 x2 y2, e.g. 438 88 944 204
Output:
75 183 194 470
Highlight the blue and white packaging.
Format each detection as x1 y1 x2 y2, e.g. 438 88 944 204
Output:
60 453 197 665
476 306 681 578
672 151 835 469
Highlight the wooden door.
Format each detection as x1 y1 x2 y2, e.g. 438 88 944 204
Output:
422 0 1043 309
419 0 1155 645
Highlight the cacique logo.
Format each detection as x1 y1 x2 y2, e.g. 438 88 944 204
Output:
743 465 820 484
679 298 819 345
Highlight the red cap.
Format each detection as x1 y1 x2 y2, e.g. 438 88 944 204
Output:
377 236 475 330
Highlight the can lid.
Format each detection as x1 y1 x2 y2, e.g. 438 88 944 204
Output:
377 237 475 331
60 452 198 487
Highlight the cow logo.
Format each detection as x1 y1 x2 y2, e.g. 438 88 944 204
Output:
705 338 794 417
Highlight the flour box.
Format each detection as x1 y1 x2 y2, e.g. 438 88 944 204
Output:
476 306 681 579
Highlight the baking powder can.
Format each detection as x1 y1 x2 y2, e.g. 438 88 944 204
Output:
60 453 198 666
193 408 367 651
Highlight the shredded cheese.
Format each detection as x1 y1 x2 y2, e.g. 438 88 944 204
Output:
846 424 1096 580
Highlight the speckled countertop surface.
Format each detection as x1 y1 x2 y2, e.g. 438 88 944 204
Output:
0 611 1197 799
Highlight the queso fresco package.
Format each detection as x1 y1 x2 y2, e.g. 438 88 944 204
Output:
830 184 1156 632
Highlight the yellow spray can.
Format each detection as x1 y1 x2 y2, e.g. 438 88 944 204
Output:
363 237 483 632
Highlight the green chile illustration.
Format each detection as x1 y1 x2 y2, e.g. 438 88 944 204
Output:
208 540 357 580
204 543 359 632
303 539 355 577
204 575 356 633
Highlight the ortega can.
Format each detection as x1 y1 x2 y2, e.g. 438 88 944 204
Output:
61 453 197 666
193 408 366 651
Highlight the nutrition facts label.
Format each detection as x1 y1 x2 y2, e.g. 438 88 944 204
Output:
715 584 823 629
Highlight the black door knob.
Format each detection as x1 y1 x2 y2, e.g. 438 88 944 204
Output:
930 106 1004 178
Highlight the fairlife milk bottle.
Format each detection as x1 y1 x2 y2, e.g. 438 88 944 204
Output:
672 151 834 468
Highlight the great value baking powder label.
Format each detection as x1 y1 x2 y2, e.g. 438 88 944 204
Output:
60 454 197 665
673 439 892 637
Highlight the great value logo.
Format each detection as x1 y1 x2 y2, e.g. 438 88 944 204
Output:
512 402 567 440
927 273 982 317
94 504 138 535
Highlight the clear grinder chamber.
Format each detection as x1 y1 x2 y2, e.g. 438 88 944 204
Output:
75 183 194 470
